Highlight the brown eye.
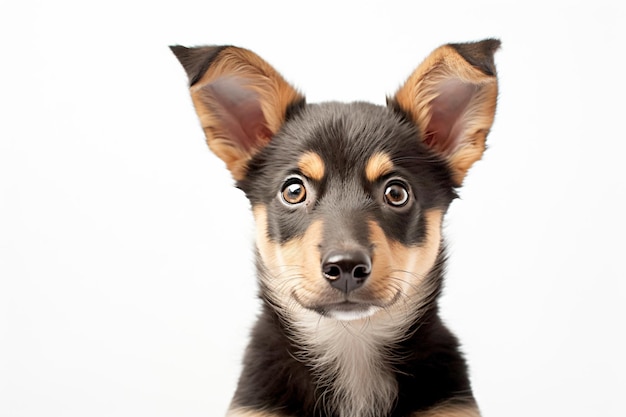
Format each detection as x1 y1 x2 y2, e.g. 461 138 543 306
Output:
281 177 307 205
384 182 410 207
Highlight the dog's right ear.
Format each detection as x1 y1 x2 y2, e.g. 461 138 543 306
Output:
170 45 304 181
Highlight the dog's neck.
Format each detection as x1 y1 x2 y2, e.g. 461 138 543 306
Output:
291 310 401 417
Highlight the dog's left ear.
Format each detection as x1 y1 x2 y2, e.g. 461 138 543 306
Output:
390 39 500 186
170 45 304 181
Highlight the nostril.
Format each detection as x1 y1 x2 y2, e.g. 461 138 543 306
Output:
323 264 342 280
353 264 371 280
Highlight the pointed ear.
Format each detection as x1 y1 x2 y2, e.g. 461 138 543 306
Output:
170 45 304 180
390 39 500 186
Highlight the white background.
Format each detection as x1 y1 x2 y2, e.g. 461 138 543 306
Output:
1 1 625 416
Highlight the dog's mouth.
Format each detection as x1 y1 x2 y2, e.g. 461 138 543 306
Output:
294 292 401 321
315 301 381 321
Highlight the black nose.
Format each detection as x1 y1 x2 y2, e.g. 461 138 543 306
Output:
321 249 372 293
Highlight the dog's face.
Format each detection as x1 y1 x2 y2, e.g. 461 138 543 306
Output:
171 40 499 322
242 102 456 321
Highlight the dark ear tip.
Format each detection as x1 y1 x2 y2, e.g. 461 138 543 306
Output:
169 44 188 56
449 38 501 76
169 45 191 65
477 38 501 52
169 44 231 86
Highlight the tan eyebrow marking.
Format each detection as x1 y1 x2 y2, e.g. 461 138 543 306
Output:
365 152 394 182
298 151 325 181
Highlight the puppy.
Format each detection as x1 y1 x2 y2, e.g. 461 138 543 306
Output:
171 38 499 417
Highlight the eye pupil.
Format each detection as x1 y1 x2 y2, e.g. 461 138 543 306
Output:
286 184 303 200
388 187 402 201
384 183 409 207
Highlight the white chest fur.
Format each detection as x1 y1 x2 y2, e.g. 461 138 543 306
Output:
293 312 403 417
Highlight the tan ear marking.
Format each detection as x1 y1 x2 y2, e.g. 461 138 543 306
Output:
392 39 499 186
172 45 304 181
192 47 303 136
298 152 325 181
365 152 395 182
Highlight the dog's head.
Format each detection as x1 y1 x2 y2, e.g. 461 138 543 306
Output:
172 40 499 323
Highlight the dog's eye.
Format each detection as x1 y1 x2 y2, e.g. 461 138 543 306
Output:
384 182 410 207
281 177 307 205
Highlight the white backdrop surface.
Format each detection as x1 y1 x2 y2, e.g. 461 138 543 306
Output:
1 1 625 416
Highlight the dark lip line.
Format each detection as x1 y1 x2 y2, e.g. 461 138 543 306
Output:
292 290 402 315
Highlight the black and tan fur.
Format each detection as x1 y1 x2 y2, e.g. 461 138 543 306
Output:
171 39 500 417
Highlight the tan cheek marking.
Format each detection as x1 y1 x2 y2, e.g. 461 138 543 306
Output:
365 221 396 301
365 152 395 183
297 151 325 181
252 205 324 300
367 210 443 298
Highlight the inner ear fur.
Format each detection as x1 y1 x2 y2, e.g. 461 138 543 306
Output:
170 45 304 181
391 39 500 186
